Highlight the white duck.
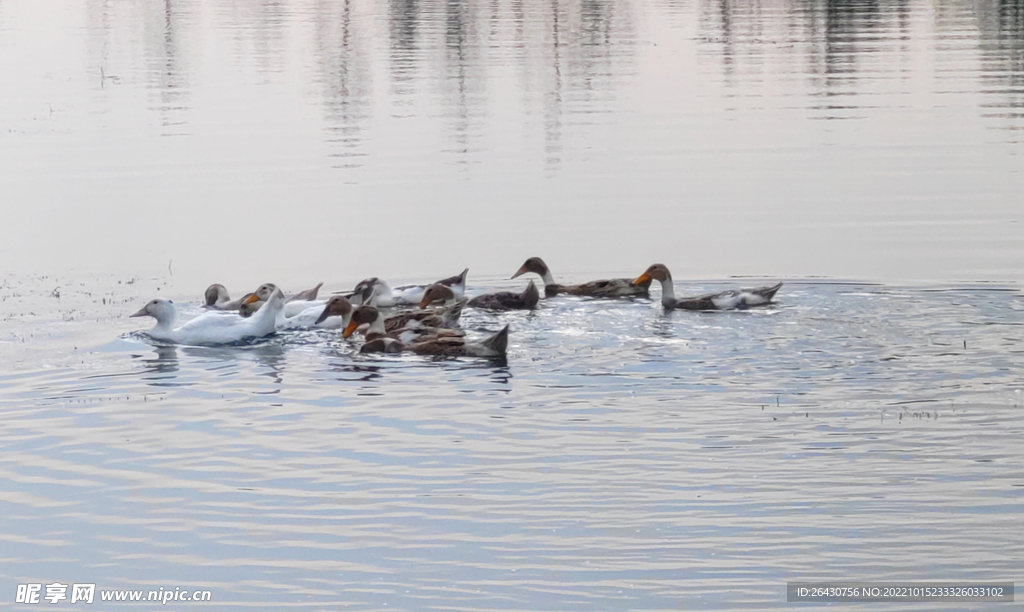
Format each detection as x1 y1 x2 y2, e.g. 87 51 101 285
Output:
131 287 286 345
346 269 468 307
242 283 326 318
279 296 353 331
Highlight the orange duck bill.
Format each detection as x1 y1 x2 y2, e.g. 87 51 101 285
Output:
632 272 652 286
343 319 360 339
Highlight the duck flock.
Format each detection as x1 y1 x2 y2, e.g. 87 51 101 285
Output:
130 257 784 357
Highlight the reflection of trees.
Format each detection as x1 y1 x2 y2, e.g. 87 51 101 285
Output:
388 0 420 97
378 0 635 167
81 0 637 166
695 0 1022 139
150 1 189 134
217 0 290 76
85 0 193 134
973 0 1024 139
314 0 372 167
699 0 904 87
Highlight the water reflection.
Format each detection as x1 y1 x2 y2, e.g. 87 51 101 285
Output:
388 0 420 97
130 340 290 387
73 0 1024 165
142 345 180 375
974 0 1024 140
695 0 1023 136
441 0 482 162
314 0 372 167
217 0 289 75
85 0 194 131
147 0 190 133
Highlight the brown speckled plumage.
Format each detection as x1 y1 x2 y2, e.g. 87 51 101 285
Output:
360 325 509 357
512 257 650 298
464 280 540 311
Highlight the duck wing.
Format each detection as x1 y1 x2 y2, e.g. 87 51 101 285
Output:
384 309 439 332
468 282 539 310
385 301 465 331
395 327 465 344
283 299 325 318
171 311 275 345
671 282 783 310
468 291 521 310
564 278 649 298
670 293 726 311
279 304 344 330
388 284 428 306
407 335 470 356
288 282 323 302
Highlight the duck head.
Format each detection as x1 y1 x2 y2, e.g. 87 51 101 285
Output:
130 298 176 322
343 305 381 339
204 284 229 307
237 293 259 317
419 283 456 309
511 257 549 281
316 295 354 325
348 277 387 307
633 264 671 286
254 283 279 302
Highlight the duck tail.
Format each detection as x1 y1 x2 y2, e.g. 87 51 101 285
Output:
441 300 467 327
757 282 783 302
437 268 469 289
307 282 324 300
481 325 509 356
522 280 540 309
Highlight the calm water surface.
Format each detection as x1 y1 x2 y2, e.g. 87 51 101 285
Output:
1 0 1023 609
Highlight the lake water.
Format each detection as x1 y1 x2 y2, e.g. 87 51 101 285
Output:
1 0 1023 609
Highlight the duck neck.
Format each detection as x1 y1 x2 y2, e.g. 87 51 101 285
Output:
368 311 387 336
539 269 556 287
252 296 281 324
151 307 177 335
659 276 676 306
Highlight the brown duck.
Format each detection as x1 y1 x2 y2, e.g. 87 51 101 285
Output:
360 325 510 357
633 264 782 310
419 280 540 311
342 305 465 342
512 257 650 298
